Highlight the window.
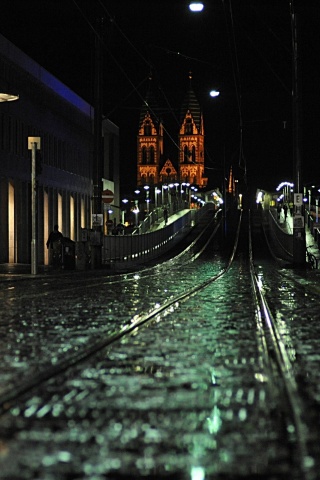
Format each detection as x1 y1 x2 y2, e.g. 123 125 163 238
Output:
185 118 193 134
144 121 151 136
142 146 147 164
150 146 155 164
184 146 189 163
192 146 196 163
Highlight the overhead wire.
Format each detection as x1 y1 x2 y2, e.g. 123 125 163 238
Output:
239 7 291 95
73 0 248 175
73 0 182 155
222 0 247 185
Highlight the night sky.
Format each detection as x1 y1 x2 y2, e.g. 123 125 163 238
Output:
1 0 320 195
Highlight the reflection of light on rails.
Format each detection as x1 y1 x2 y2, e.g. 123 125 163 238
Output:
249 211 314 480
0 212 241 415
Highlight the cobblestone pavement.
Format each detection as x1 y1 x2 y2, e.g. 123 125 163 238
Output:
0 216 320 479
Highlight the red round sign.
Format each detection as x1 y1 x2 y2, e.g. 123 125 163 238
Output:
102 189 114 204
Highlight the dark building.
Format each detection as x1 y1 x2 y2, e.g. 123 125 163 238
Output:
0 34 119 265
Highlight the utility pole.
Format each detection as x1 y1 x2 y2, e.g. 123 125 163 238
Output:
291 0 306 267
28 137 41 275
91 16 104 268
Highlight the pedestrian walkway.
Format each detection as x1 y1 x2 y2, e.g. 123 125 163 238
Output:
0 263 65 279
276 207 320 265
3 207 319 278
0 210 192 280
149 209 190 231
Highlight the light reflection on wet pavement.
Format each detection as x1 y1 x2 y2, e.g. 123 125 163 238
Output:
0 251 320 479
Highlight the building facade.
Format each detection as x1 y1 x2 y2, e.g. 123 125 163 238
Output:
179 81 207 187
0 34 119 265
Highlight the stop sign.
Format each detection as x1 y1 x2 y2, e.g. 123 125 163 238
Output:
102 189 114 204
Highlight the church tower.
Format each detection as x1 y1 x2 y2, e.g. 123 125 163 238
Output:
179 73 207 187
137 78 163 186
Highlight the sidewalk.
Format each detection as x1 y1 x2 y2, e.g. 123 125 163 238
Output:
0 263 59 279
0 211 192 279
277 209 320 264
148 209 190 231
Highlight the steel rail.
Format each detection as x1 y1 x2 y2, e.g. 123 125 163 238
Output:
0 209 316 479
249 211 315 480
0 212 241 415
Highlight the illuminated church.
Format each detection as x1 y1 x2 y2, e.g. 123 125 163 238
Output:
137 74 208 188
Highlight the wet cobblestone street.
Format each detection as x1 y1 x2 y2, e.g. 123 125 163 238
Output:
0 220 320 479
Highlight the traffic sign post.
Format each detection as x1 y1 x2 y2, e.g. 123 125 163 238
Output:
293 192 306 266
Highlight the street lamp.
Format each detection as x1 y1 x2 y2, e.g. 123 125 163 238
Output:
189 1 305 264
28 137 41 275
315 197 319 224
122 198 128 224
162 184 168 206
0 81 19 102
155 187 161 208
290 1 306 266
189 2 204 12
133 204 139 227
144 185 150 213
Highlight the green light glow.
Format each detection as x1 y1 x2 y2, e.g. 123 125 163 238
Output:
191 466 205 480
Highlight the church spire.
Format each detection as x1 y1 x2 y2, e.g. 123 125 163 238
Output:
139 75 161 129
180 73 202 133
178 73 207 187
137 75 163 186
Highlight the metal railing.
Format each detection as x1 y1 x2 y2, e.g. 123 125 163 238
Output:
103 204 214 265
132 199 186 235
268 210 293 259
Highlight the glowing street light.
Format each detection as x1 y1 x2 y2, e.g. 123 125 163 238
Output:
162 184 168 205
133 204 139 227
144 185 150 213
189 2 204 12
0 80 19 102
155 187 161 208
122 198 129 224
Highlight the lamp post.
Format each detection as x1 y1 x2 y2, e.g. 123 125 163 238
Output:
291 1 306 266
316 198 319 224
155 188 161 208
189 1 305 264
122 198 128 224
144 185 150 213
308 189 312 212
162 184 168 206
134 190 140 227
133 203 139 227
28 137 41 275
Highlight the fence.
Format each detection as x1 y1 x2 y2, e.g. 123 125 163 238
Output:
268 209 293 259
103 204 213 265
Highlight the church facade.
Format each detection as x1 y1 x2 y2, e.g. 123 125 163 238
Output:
137 76 208 189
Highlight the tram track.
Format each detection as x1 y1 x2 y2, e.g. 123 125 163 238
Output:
0 208 318 479
249 213 315 480
0 212 230 415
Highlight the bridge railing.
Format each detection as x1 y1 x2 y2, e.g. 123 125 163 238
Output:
103 204 213 265
268 209 293 259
